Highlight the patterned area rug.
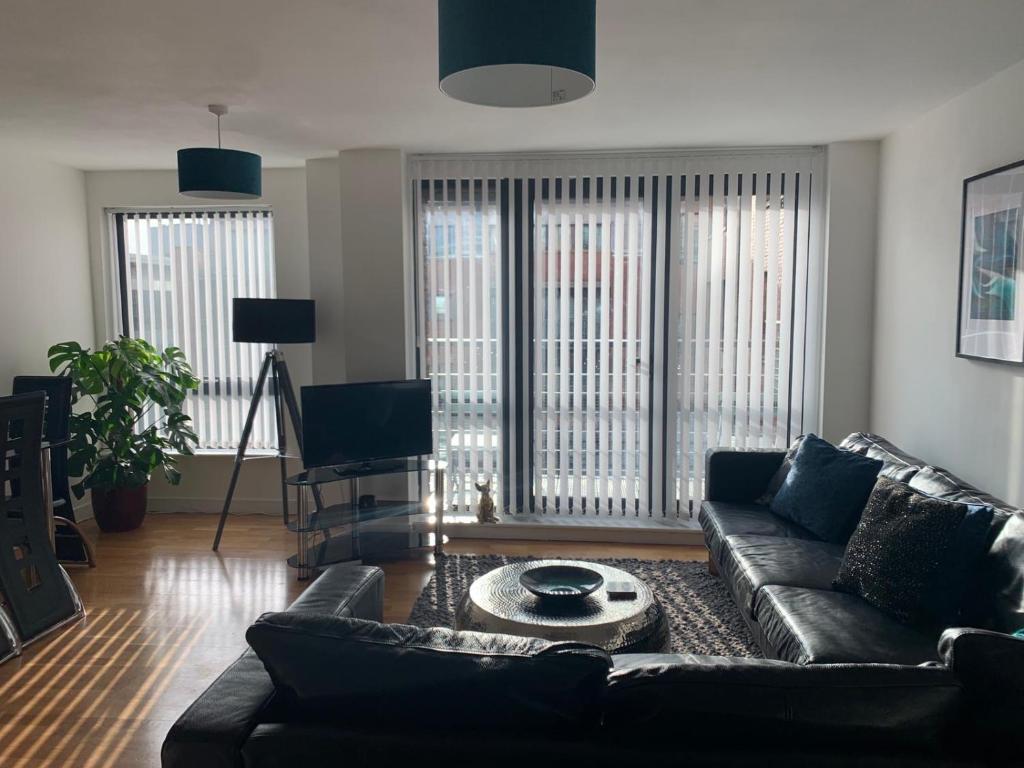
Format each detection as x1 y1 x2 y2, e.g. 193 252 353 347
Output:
407 554 762 657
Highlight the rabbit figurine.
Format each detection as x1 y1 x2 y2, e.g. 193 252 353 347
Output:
475 481 499 524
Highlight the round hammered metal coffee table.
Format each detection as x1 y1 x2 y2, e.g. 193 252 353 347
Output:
454 560 670 654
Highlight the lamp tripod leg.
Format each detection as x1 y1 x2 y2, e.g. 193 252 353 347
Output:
213 351 273 551
274 358 325 512
273 358 290 527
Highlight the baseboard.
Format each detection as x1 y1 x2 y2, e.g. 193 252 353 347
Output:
147 497 282 516
143 496 706 545
445 519 705 546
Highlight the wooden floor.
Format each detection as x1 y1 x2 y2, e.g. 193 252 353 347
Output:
0 514 706 767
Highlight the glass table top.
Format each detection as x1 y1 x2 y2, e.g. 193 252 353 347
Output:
285 457 445 487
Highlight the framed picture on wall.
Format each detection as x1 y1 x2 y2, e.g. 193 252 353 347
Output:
957 159 1024 363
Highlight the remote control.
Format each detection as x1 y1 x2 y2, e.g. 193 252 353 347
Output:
606 580 637 600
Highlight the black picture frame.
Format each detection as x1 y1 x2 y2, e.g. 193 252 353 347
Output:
956 158 1024 364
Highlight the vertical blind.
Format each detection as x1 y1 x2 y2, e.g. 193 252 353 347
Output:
661 156 823 517
414 151 825 521
413 174 504 514
107 209 278 451
532 173 653 515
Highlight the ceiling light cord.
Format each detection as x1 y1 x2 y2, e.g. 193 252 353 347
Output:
208 104 228 150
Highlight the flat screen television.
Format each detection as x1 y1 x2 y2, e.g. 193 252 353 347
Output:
300 379 432 469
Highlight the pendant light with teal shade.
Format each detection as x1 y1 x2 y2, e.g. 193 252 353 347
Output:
438 0 596 108
177 105 262 199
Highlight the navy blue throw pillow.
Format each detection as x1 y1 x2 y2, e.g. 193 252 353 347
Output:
769 434 883 543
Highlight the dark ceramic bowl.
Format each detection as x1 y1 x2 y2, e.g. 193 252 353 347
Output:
519 564 604 599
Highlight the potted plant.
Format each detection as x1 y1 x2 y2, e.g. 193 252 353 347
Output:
48 337 200 532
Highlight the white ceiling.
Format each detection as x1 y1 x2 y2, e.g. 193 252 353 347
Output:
2 0 1023 170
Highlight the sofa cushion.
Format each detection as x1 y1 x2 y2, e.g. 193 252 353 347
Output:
761 432 917 503
246 613 612 731
833 478 994 628
722 535 845 616
770 434 884 544
838 432 922 483
908 465 1017 515
754 586 939 665
971 511 1024 633
756 435 806 504
698 501 817 564
605 653 962 749
901 465 1021 633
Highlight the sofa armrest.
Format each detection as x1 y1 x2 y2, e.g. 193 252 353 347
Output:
704 448 786 503
162 651 276 768
286 564 384 621
162 566 385 768
939 627 1024 714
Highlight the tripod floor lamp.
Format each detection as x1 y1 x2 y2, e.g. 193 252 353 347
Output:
213 298 316 551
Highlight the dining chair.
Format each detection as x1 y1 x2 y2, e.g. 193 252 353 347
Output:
12 375 96 567
0 392 84 649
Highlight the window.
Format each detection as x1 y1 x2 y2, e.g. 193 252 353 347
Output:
416 180 503 513
665 168 821 517
412 152 825 521
532 180 651 516
107 209 278 451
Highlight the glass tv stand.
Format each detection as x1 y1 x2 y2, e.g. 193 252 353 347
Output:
284 458 445 580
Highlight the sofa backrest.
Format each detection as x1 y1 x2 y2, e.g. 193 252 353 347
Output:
839 432 922 482
605 654 962 751
841 432 1024 634
246 613 612 732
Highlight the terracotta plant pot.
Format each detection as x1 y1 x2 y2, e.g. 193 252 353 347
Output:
90 485 148 532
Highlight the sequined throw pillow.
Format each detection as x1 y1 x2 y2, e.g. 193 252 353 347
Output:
833 477 994 628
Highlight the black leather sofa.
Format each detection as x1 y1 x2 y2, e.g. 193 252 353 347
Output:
164 433 1024 767
701 432 1023 666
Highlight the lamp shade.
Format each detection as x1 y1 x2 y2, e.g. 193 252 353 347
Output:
438 0 596 107
177 147 262 199
232 298 316 344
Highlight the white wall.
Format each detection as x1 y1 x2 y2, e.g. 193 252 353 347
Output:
0 150 94 517
872 59 1024 505
306 157 346 384
80 155 412 518
331 149 411 502
337 149 409 382
0 151 93 391
66 140 890 518
83 168 313 513
820 141 880 442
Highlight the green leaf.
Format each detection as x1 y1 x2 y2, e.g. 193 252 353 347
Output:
50 336 200 491
163 466 183 486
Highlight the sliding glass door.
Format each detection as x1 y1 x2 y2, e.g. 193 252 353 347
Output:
532 178 652 516
415 179 504 515
664 164 822 517
411 152 824 522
